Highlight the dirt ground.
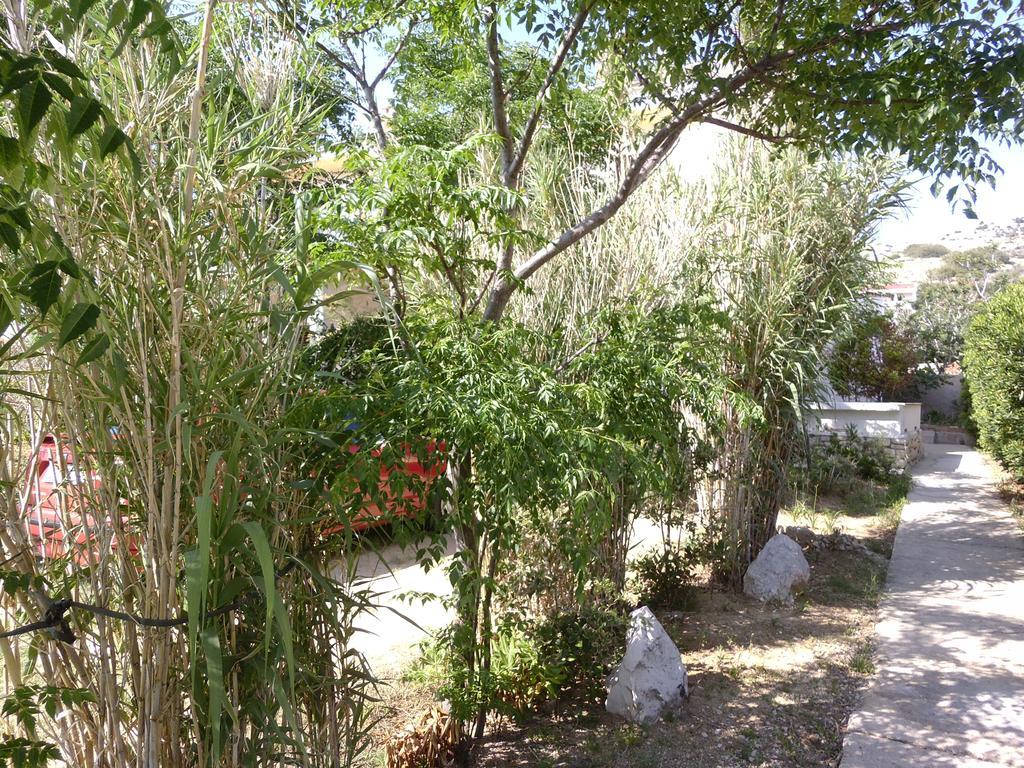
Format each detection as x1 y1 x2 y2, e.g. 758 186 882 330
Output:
364 482 904 768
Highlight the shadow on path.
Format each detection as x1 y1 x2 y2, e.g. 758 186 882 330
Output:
839 446 1024 768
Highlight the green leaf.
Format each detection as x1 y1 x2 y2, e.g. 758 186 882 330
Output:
43 49 87 81
71 0 100 23
58 302 99 347
0 135 20 168
57 257 82 279
200 627 225 766
75 332 109 365
239 521 276 656
0 296 12 332
98 124 128 158
295 260 377 308
16 79 52 141
41 71 74 102
0 222 21 251
66 96 102 139
21 261 62 316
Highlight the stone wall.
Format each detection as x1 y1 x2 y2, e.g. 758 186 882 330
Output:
808 430 922 472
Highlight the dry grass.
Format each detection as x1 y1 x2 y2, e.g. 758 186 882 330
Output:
367 480 905 768
996 477 1024 534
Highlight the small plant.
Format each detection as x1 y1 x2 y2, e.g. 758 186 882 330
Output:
0 686 94 768
820 507 842 536
631 546 700 611
849 641 876 675
806 427 896 498
530 605 629 701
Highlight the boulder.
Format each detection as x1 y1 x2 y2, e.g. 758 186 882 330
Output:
743 533 810 605
605 606 687 724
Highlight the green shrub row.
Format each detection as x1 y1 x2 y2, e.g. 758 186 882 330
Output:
963 282 1024 478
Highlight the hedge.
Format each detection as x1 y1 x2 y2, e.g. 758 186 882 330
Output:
963 281 1024 478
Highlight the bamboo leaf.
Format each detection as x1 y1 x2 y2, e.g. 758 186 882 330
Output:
239 521 276 656
200 627 225 766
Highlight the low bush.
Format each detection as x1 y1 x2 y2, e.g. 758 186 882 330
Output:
806 427 895 494
902 243 949 259
963 282 1024 478
631 546 699 611
411 605 628 721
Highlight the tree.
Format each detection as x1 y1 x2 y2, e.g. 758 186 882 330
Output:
285 0 1024 322
905 245 1023 369
828 310 922 401
963 281 1024 478
389 26 621 161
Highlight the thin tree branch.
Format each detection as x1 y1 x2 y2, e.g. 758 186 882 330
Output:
370 15 417 90
482 16 912 320
700 116 788 143
506 0 595 185
485 3 515 178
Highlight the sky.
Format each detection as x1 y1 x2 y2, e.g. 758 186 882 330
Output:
875 142 1024 250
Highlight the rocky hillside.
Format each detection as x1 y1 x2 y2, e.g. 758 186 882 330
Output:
888 216 1024 285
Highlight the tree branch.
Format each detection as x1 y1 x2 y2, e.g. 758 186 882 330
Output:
700 116 788 143
485 4 515 178
506 0 594 185
370 16 417 90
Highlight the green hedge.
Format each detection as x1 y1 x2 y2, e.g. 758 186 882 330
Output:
963 282 1024 477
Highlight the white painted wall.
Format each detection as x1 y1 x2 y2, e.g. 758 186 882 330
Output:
805 401 922 439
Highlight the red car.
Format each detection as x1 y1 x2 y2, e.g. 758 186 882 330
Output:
21 435 447 561
324 439 447 534
22 434 135 564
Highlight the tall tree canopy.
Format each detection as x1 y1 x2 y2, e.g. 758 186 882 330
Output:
282 0 1024 321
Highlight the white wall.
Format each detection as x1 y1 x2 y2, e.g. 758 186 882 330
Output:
805 401 922 440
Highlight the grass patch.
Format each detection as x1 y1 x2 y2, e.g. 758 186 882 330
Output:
849 641 876 675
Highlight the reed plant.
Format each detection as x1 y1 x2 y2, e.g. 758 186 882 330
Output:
511 137 906 584
1 7 379 766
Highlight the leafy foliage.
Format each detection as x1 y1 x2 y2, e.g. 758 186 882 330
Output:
390 26 621 161
904 245 1023 368
0 686 94 768
901 243 949 260
305 0 1024 324
828 310 922 401
963 281 1024 478
0 0 173 340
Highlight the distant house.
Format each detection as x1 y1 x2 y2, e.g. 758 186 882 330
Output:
868 282 918 312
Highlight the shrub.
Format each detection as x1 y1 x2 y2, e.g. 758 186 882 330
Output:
902 243 949 259
827 311 923 401
631 546 700 611
806 427 896 494
417 605 628 720
963 282 1024 477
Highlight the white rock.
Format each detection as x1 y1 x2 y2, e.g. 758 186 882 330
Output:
743 533 810 605
605 606 687 724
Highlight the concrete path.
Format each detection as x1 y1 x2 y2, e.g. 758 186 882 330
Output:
840 445 1024 768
